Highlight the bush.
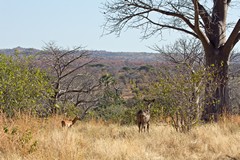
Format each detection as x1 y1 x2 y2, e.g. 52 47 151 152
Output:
0 54 53 117
133 65 215 132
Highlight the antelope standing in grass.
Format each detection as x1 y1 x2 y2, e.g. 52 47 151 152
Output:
137 99 155 133
61 116 80 128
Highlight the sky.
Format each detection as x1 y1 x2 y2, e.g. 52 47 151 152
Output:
0 0 239 52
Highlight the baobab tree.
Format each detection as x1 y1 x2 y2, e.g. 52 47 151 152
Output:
103 0 240 121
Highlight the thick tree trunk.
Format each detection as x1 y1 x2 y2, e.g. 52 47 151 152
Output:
202 47 230 122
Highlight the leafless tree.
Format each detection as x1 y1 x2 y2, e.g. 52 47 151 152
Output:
103 0 240 121
154 38 204 67
42 42 103 117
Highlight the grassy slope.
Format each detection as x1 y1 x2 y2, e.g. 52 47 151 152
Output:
0 115 240 160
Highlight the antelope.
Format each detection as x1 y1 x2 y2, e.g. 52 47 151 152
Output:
61 116 80 128
137 99 155 133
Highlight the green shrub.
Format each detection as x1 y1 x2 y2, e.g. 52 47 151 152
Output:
0 54 53 117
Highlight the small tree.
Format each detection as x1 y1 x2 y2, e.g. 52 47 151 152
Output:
134 38 217 132
42 43 119 119
155 38 206 122
130 63 216 132
150 66 217 132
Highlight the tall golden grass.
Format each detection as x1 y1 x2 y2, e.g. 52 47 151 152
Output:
0 114 240 160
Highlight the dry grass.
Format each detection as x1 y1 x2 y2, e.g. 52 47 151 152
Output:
0 114 240 160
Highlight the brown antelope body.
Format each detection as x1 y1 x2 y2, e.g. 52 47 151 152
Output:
61 116 80 128
137 99 155 133
137 108 150 133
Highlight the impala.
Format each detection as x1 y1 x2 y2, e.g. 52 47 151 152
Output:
61 116 80 128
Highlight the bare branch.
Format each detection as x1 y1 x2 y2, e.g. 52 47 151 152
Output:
59 58 96 80
197 1 212 37
57 83 101 98
103 0 199 39
223 19 240 54
192 0 210 47
141 15 198 38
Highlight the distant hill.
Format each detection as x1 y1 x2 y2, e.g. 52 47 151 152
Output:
88 50 160 62
0 47 162 63
0 47 41 56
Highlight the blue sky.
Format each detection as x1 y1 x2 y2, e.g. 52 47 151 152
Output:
0 0 239 52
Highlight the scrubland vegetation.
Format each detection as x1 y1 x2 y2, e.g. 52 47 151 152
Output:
1 0 240 159
0 40 240 159
1 114 240 160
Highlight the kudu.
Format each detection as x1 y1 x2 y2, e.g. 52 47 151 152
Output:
137 99 155 133
61 116 81 128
